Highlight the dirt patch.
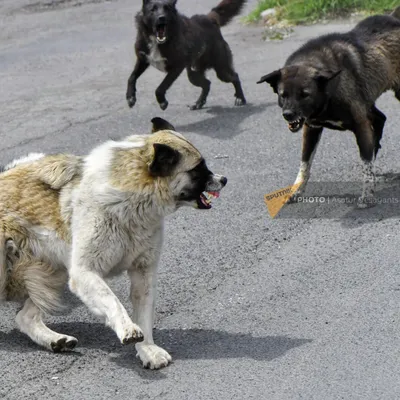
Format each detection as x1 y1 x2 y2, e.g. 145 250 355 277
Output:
22 0 117 13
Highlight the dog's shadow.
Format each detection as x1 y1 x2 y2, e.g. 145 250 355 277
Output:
278 171 400 225
0 322 311 377
177 102 274 139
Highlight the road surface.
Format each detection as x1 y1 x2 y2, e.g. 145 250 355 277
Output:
0 1 399 399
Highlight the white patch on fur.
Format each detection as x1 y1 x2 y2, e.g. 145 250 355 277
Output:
84 138 145 179
147 37 167 72
324 120 344 128
16 298 77 351
358 160 376 208
291 135 321 199
29 226 70 267
4 153 45 171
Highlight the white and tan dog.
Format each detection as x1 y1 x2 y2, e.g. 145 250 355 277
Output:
0 117 227 369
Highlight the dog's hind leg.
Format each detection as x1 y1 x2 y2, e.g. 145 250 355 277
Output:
214 44 246 106
155 67 184 110
289 125 323 203
353 117 376 208
187 68 211 110
370 105 387 157
16 298 78 352
13 258 78 352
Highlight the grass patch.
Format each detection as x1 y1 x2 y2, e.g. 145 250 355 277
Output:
245 0 399 24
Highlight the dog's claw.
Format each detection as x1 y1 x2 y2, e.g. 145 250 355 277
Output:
51 336 78 353
159 101 168 110
357 196 376 209
235 97 246 106
122 332 144 345
189 100 206 110
127 96 136 108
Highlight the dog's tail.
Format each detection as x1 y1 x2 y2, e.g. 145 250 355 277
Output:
0 232 7 302
208 0 247 27
391 6 400 19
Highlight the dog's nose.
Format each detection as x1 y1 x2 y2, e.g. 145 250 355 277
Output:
283 110 295 121
220 176 228 186
158 15 166 24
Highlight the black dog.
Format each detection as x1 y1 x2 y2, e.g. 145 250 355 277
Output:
126 0 247 110
258 7 400 207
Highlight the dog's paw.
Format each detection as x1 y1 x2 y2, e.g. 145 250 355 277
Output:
357 195 376 209
135 343 172 369
189 100 206 110
234 97 246 106
159 101 169 110
287 190 303 204
51 335 78 353
121 324 144 345
127 96 137 108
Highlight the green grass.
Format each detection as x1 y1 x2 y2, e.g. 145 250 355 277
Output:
245 0 399 24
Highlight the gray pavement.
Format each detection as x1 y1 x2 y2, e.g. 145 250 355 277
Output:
0 1 399 399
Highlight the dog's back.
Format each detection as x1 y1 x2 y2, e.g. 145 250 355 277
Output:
285 10 400 103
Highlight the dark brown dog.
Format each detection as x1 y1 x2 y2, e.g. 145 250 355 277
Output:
258 7 400 207
126 0 247 111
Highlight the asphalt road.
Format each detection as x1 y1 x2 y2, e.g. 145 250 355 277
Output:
1 1 400 399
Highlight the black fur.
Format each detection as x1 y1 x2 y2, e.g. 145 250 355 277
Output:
151 116 176 132
149 143 181 177
126 0 247 110
258 9 400 205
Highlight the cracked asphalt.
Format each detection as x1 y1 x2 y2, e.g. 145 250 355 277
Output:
1 1 400 399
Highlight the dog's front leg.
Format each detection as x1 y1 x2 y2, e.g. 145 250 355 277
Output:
126 57 149 108
290 124 323 202
69 267 143 344
129 248 171 369
68 232 144 345
354 118 376 208
155 67 184 110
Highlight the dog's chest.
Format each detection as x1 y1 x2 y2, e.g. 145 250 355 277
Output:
146 39 167 72
309 119 347 131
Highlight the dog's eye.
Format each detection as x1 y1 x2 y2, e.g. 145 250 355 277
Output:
151 5 157 12
280 91 288 99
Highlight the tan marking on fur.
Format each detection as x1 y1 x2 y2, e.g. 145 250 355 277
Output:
109 130 202 199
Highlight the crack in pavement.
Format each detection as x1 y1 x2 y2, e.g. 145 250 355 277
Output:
0 111 113 154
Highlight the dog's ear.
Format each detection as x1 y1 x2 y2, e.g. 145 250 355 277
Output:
314 69 342 85
149 143 181 177
170 0 177 6
257 69 282 94
151 117 176 133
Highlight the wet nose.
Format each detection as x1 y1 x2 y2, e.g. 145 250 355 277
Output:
157 15 166 24
283 110 295 121
220 176 228 187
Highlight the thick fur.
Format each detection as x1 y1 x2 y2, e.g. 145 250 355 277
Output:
0 118 227 368
258 9 400 207
126 0 247 111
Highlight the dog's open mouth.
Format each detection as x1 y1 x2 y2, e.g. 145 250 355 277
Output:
197 191 220 209
288 118 304 133
156 24 167 44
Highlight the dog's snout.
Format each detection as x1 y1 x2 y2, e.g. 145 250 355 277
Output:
157 15 166 24
283 110 295 121
220 176 228 187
